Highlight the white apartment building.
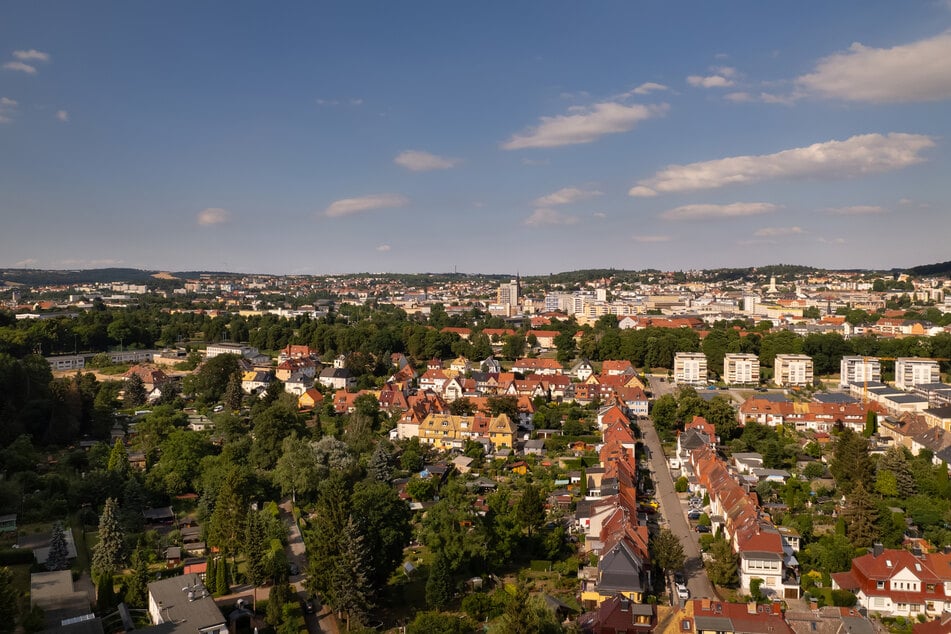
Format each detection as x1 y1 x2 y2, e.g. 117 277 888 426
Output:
895 358 941 390
674 352 708 386
840 356 881 389
723 353 760 385
773 354 814 387
497 279 520 307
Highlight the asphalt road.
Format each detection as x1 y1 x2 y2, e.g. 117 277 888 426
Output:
643 376 717 604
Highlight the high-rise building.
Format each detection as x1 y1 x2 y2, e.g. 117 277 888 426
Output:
497 277 520 308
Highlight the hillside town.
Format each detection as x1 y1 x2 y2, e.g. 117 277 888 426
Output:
0 266 950 633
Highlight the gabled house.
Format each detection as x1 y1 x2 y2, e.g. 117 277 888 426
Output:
318 366 356 390
572 358 596 381
582 538 648 607
298 388 324 411
831 546 951 617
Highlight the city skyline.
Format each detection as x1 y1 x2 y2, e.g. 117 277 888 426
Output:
2 2 950 275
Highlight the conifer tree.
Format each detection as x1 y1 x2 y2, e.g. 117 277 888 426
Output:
92 498 125 579
124 373 147 407
330 515 372 630
96 572 117 613
706 537 739 587
215 557 229 596
877 446 915 497
223 372 244 412
244 511 269 586
125 548 150 607
425 553 453 610
107 438 129 476
46 521 70 571
367 442 393 483
843 481 879 548
0 567 18 632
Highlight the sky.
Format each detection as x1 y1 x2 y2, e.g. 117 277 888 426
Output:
2 2 951 276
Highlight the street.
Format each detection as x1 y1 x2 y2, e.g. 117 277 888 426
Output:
279 499 340 634
642 376 717 603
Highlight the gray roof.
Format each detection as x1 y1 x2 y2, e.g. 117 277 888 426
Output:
147 573 225 631
813 393 857 404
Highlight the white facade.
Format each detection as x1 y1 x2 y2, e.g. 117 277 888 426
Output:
895 358 941 390
840 356 882 389
724 353 760 385
774 354 814 387
674 352 708 385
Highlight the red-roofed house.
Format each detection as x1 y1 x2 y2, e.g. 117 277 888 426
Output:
832 547 951 617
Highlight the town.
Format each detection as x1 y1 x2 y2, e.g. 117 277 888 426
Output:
0 264 950 634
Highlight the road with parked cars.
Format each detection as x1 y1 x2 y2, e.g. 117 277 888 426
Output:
643 376 717 604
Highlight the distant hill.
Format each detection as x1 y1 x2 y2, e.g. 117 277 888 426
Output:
908 261 951 276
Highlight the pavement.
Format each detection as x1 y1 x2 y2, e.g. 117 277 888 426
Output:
643 376 717 605
278 498 340 634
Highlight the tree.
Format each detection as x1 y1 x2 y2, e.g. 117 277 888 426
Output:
448 397 476 416
501 334 526 360
125 547 151 607
214 556 230 596
124 373 147 407
675 476 689 493
367 442 394 483
516 484 546 539
0 567 18 633
652 528 686 574
425 553 453 610
351 479 412 592
829 429 873 495
329 515 373 630
223 371 244 412
842 482 879 548
206 468 249 556
96 572 117 613
92 497 125 579
706 537 738 587
107 438 129 476
244 511 269 586
407 611 475 634
273 435 324 501
46 521 69 571
877 446 915 497
305 473 351 601
406 476 438 502
863 410 877 438
651 393 678 435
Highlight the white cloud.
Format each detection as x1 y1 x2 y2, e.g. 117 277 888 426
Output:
3 61 36 74
533 187 602 207
394 150 460 172
754 226 804 237
324 193 409 218
197 207 231 226
660 202 778 221
592 211 607 219
350 98 363 106
630 133 934 196
502 101 667 149
817 236 847 244
13 49 49 62
55 109 69 122
798 30 951 102
0 97 17 123
824 205 887 215
524 208 580 226
687 67 736 88
632 82 668 95
632 235 671 243
376 244 391 252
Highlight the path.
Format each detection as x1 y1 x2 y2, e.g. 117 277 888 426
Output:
279 498 340 634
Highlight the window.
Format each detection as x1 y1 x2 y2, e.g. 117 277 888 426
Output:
877 581 885 590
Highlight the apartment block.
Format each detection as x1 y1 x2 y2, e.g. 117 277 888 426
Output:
840 356 881 389
674 352 708 386
723 353 760 385
895 358 941 390
773 354 814 387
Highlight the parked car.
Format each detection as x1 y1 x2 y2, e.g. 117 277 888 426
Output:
676 583 690 600
695 525 711 533
687 510 702 520
303 598 316 614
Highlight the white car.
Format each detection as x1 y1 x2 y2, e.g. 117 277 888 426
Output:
676 583 690 600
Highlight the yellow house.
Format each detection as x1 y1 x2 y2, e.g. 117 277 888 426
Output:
418 413 516 451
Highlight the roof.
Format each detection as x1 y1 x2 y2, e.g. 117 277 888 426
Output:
147 573 225 631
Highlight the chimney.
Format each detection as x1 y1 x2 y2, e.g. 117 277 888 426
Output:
748 602 758 615
872 543 884 557
810 600 819 611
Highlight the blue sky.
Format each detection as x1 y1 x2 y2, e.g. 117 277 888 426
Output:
2 1 950 275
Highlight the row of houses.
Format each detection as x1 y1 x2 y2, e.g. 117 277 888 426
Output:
680 425 801 600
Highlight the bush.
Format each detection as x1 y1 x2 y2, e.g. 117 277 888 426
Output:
830 589 857 607
675 476 689 493
462 592 503 622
